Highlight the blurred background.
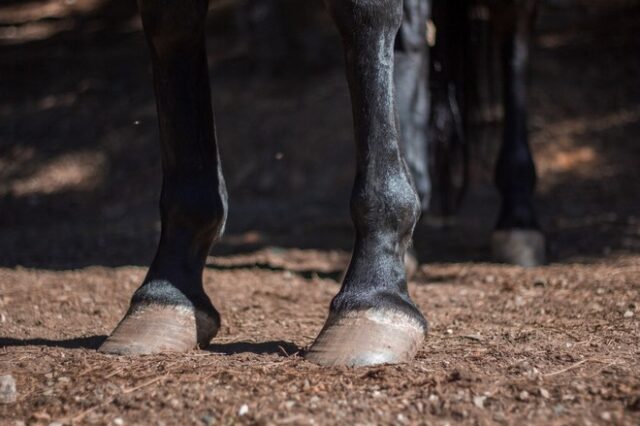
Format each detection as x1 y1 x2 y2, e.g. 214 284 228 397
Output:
0 0 639 269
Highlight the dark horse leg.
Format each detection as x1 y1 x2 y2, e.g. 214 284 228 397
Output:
100 0 226 354
306 0 428 366
395 0 431 213
394 0 431 276
491 0 545 266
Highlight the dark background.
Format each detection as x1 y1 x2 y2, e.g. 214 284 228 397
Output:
1 0 639 269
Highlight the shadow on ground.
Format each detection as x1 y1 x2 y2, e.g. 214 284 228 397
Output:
0 335 107 350
207 340 301 357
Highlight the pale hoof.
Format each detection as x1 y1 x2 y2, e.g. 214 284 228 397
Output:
491 229 546 267
99 304 219 355
305 309 426 367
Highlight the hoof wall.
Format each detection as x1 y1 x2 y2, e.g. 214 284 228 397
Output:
99 305 219 355
305 309 426 367
491 229 546 267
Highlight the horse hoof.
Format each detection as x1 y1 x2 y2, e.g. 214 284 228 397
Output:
305 309 426 367
491 229 546 267
99 304 219 355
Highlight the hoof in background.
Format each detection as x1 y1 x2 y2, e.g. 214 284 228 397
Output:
491 229 546 267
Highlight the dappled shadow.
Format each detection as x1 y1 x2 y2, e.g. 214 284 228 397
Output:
0 0 639 269
207 261 343 281
0 335 107 350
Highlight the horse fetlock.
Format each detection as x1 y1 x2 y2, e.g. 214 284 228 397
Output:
496 192 538 230
160 176 228 239
350 175 420 240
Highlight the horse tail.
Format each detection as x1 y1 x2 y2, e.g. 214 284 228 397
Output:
428 0 500 216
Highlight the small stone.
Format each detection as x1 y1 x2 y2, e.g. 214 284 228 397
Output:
285 400 295 409
540 388 551 399
463 334 483 342
600 412 612 422
473 396 486 408
518 390 529 401
446 329 453 335
238 404 249 416
113 418 124 426
0 374 17 404
533 277 546 287
201 414 216 425
623 310 634 318
553 404 565 415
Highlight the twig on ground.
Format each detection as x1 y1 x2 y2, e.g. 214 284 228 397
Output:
543 358 612 377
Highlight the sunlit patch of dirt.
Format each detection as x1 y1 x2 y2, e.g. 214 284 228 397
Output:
0 151 106 197
0 0 106 25
539 145 597 174
535 108 640 186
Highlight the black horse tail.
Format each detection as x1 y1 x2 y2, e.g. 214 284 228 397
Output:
428 0 499 216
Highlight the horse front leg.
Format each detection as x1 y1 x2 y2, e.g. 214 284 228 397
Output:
491 0 545 267
100 0 227 354
305 0 428 367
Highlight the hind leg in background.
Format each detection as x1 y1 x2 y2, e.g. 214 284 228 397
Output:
305 0 428 367
100 0 227 354
492 0 545 267
395 0 431 213
394 0 431 277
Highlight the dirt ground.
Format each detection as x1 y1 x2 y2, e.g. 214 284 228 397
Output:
1 0 639 425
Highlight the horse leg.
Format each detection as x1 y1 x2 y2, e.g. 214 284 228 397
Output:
100 0 227 354
394 0 431 276
306 0 428 367
491 0 545 266
395 0 431 213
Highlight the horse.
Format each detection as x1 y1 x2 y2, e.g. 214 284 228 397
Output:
98 0 542 367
